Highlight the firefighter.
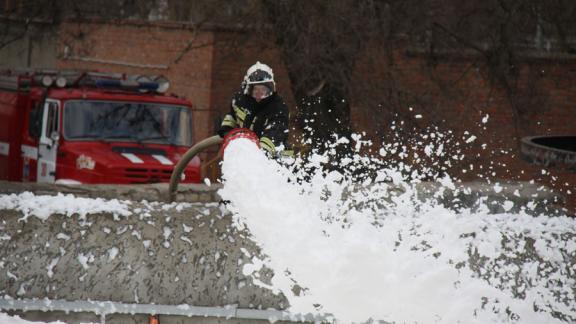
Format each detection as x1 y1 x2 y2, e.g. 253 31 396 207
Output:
217 62 291 157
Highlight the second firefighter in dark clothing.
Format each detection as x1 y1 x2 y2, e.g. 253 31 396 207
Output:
218 62 290 156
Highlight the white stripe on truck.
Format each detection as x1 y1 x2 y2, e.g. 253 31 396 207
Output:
0 142 9 156
21 145 38 160
121 153 143 164
152 154 173 165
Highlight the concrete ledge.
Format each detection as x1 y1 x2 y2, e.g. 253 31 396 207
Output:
0 179 567 323
0 181 222 203
0 203 287 311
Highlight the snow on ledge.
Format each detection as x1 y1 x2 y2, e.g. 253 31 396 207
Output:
0 192 132 222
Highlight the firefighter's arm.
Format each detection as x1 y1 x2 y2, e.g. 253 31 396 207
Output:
259 109 289 156
218 114 236 138
217 98 239 137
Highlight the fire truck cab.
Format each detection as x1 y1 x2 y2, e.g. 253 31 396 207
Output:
0 70 201 184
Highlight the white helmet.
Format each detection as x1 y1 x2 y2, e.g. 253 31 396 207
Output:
242 61 276 96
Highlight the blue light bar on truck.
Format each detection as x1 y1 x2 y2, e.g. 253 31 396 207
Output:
138 82 161 91
94 79 161 92
0 70 171 93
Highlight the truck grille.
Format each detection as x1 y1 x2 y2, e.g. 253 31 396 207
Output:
124 168 172 183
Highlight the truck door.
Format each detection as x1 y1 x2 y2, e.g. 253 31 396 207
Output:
37 99 60 183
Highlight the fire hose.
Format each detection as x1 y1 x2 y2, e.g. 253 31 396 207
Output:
168 135 222 202
168 129 260 202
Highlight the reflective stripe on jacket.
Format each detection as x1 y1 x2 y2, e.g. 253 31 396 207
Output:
219 92 289 155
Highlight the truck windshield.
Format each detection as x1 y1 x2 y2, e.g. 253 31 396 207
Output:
63 100 193 146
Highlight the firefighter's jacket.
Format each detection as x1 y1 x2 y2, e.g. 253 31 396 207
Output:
218 92 289 155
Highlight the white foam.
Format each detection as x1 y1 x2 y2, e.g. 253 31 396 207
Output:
219 137 576 323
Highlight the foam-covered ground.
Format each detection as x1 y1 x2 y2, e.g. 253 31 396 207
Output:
219 137 576 323
1 129 574 323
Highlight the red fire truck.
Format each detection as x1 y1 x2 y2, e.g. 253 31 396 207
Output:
0 70 201 184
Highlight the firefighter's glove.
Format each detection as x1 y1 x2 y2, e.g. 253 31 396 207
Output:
259 136 276 155
217 125 233 138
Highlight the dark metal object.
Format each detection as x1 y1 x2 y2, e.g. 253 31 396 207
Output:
520 136 576 171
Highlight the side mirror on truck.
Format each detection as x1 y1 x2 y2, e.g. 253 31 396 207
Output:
44 131 60 150
50 131 60 143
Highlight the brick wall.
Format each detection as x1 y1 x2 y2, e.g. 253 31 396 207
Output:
51 20 575 212
351 45 576 212
57 21 215 142
55 22 297 151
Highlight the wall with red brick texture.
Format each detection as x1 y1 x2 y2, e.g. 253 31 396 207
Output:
51 21 575 212
55 23 298 147
57 21 215 142
351 45 576 212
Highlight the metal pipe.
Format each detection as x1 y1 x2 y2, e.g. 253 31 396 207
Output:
168 135 223 202
0 298 330 323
